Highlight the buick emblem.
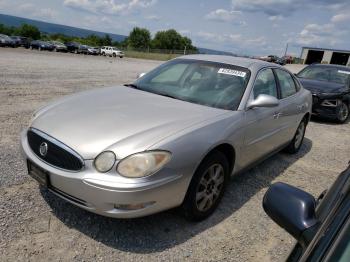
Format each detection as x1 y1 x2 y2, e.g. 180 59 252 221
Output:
39 142 48 157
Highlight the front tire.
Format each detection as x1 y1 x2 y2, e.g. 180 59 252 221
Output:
284 119 306 154
182 151 229 221
336 101 349 123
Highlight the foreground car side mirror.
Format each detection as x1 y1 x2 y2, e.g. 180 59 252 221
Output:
263 182 319 247
247 94 279 109
137 72 146 79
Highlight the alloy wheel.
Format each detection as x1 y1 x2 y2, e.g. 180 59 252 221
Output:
196 164 225 212
338 102 349 122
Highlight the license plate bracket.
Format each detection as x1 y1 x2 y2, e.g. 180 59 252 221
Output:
27 160 49 187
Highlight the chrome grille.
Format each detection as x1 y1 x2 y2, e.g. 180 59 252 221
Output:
27 128 84 171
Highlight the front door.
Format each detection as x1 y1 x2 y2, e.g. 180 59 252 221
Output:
242 68 284 167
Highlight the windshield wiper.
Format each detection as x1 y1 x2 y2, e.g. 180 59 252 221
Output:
155 92 180 100
124 83 139 89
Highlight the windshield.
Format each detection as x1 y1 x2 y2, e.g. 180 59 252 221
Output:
297 66 350 85
133 59 250 110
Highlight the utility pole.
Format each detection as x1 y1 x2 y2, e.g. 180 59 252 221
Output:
184 45 187 55
284 42 289 57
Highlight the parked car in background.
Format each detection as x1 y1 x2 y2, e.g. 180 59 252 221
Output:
49 41 67 52
259 55 279 63
30 40 54 51
77 44 89 54
9 36 22 47
65 42 80 53
21 55 311 221
0 34 16 47
296 64 350 123
282 55 293 64
275 57 287 66
87 46 100 55
100 46 124 58
263 163 350 261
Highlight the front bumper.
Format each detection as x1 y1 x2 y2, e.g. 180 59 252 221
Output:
21 131 186 218
312 95 342 118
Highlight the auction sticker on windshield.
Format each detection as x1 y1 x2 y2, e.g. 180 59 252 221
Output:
218 68 246 77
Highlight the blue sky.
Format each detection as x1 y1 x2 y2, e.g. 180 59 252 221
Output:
1 0 350 56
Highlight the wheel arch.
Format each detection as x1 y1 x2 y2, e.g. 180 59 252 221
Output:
304 112 311 125
198 143 236 176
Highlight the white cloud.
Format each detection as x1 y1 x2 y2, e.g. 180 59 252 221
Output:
63 0 157 15
232 0 348 17
331 13 350 23
196 31 238 43
205 9 243 23
18 3 57 20
145 15 161 21
292 23 348 46
268 15 283 21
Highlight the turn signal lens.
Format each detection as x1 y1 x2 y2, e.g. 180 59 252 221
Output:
94 151 116 173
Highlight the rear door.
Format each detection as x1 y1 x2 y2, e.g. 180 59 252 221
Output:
273 69 304 143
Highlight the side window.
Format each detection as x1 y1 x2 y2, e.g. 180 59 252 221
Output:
253 69 277 99
275 69 297 98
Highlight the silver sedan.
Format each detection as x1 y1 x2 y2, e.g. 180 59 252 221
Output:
21 55 312 220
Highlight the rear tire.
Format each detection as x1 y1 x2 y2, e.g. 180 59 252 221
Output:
336 101 349 124
113 53 116 57
182 151 229 221
284 118 307 154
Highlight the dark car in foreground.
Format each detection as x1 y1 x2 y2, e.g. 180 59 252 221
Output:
297 64 350 123
263 164 350 261
30 40 54 51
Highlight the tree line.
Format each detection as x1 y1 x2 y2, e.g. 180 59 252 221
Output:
0 23 197 51
126 27 197 51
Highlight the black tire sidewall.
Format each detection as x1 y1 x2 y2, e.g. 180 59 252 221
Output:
285 119 306 154
336 101 349 123
182 151 229 221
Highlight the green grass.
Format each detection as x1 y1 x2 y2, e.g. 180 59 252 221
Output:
124 51 182 61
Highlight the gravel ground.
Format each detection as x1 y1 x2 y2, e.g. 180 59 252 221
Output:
0 48 349 262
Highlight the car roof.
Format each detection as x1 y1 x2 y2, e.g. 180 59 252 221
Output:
308 64 350 71
178 54 279 71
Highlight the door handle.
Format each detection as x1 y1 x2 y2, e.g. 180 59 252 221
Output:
297 104 305 111
273 112 282 119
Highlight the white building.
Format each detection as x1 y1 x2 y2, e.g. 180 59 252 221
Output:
300 47 350 66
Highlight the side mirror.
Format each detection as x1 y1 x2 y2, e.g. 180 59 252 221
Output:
137 72 146 79
263 182 319 247
247 94 279 109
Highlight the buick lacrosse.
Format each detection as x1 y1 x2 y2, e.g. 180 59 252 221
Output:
21 55 312 220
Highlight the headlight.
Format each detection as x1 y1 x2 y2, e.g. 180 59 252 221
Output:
94 151 116 173
117 151 171 178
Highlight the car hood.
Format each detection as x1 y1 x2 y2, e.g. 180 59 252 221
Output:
298 78 347 94
31 86 227 159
